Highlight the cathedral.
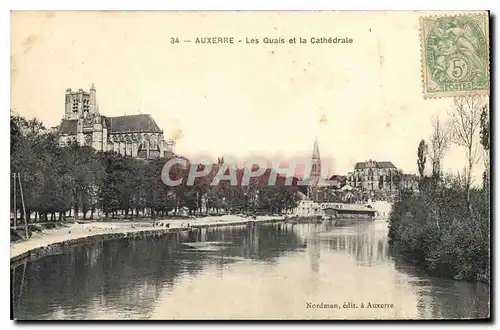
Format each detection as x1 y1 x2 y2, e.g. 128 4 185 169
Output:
55 84 175 159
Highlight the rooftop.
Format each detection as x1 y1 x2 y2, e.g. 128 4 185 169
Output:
58 114 163 135
106 114 162 133
354 161 397 170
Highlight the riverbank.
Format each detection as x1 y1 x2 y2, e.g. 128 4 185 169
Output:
388 186 490 284
12 220 490 320
10 215 284 264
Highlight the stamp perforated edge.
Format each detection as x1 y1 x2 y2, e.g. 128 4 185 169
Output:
419 11 491 100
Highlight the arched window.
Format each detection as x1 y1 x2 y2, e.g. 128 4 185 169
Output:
137 140 147 159
149 139 160 158
367 168 373 181
108 141 114 152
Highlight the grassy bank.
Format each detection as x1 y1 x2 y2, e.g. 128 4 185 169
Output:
388 181 490 283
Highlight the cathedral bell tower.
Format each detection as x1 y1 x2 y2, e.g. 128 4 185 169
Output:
308 137 322 201
71 83 103 151
65 87 91 120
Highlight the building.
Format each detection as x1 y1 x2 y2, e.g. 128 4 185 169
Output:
347 159 400 193
310 138 321 186
401 174 419 192
323 203 377 219
55 84 175 159
366 200 393 219
306 137 323 201
328 175 347 189
293 194 323 217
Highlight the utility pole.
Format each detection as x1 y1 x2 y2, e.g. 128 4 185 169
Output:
18 173 29 238
73 145 77 223
13 173 16 230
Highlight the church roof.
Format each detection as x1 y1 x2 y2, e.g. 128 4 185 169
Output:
312 138 320 159
57 114 162 135
354 161 397 169
329 175 347 181
58 119 78 135
105 114 162 133
377 161 397 168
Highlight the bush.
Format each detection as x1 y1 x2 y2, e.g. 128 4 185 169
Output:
388 183 490 283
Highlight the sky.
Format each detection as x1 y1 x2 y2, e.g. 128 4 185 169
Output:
10 11 488 182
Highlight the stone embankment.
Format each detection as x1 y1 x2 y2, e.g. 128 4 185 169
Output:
10 216 284 265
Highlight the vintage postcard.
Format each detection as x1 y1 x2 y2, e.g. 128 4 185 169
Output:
10 11 490 320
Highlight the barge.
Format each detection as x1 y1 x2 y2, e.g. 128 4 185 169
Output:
322 203 376 220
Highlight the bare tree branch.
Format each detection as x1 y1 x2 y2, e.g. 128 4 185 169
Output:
426 116 451 180
448 95 486 209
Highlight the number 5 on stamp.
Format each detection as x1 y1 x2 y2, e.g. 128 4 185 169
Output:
420 12 490 98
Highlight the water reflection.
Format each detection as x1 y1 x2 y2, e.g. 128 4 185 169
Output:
11 221 490 320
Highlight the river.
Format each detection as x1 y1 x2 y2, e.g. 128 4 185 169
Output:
11 220 490 320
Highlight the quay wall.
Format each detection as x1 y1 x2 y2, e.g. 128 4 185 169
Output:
10 218 284 266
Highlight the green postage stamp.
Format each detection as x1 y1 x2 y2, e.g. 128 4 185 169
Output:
420 13 490 98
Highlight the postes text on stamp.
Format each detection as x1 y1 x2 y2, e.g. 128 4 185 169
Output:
420 13 490 98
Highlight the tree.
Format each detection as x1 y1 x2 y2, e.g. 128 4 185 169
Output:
10 113 303 223
417 139 428 183
427 116 450 182
449 95 486 210
392 169 403 200
479 106 490 192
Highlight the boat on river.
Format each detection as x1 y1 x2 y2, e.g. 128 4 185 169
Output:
322 203 376 220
